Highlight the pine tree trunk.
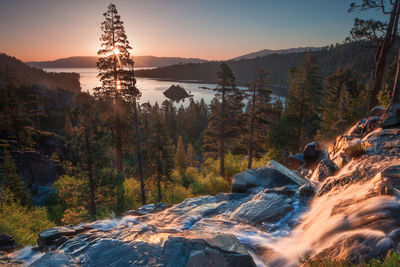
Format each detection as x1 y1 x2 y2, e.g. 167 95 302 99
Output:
157 168 162 202
133 100 146 205
84 125 96 220
369 0 400 110
7 89 21 150
390 47 400 108
338 83 344 121
248 86 256 169
115 111 123 172
220 90 226 178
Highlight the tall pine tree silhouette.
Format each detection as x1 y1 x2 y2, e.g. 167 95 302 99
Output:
95 4 133 172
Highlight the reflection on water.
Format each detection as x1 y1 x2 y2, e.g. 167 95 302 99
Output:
44 68 285 106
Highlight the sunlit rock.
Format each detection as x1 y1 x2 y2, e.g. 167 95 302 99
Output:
30 252 79 267
230 192 293 225
231 160 308 193
164 232 256 267
288 153 305 170
311 159 338 182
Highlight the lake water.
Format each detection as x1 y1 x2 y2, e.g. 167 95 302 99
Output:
44 68 284 106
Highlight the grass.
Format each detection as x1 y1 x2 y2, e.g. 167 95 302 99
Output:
301 252 400 267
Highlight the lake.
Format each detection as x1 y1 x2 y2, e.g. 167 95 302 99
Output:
44 68 285 106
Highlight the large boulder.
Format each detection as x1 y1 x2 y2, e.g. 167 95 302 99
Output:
37 225 91 250
382 113 400 128
30 252 80 267
299 183 317 198
369 106 385 117
303 142 322 167
0 234 19 253
229 191 294 225
311 159 339 182
163 232 256 267
288 153 305 170
231 160 308 194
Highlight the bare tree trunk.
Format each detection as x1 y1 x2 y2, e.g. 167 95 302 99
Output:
389 47 400 109
248 85 256 169
157 168 162 202
132 99 146 205
115 111 123 172
219 90 226 178
84 125 96 220
369 0 400 109
338 83 344 121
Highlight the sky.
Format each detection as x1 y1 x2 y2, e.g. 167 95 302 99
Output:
0 0 386 61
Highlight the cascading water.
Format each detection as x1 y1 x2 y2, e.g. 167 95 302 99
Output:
7 120 400 267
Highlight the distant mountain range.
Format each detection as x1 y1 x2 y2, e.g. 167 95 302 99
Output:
27 56 208 68
232 47 323 61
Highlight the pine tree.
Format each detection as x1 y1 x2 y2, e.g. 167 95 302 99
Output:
284 54 322 152
64 114 74 137
0 150 30 206
95 3 133 172
348 0 400 109
244 67 273 169
186 143 196 167
148 113 174 202
175 136 186 174
202 63 244 178
320 69 361 138
124 64 146 205
0 67 33 150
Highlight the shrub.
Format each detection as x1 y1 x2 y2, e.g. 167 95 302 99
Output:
147 182 193 205
123 178 142 210
345 142 369 158
0 191 55 245
300 252 400 267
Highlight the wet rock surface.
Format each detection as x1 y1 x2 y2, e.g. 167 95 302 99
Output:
0 234 19 253
303 141 322 167
231 160 308 193
10 116 400 266
230 191 294 225
311 159 338 182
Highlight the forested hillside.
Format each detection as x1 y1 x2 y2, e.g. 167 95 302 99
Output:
136 41 380 92
0 54 80 94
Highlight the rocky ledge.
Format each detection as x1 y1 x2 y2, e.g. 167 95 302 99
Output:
7 108 400 266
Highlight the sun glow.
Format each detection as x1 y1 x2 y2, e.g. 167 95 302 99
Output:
113 47 120 55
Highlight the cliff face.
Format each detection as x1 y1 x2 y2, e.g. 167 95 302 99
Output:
8 111 400 266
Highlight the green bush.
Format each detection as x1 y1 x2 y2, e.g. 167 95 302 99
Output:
0 192 55 245
147 182 193 205
345 143 369 158
301 252 400 267
123 178 142 211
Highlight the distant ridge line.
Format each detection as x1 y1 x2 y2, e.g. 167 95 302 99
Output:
232 47 324 61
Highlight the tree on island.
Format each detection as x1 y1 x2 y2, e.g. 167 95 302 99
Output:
202 63 244 178
95 3 133 172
